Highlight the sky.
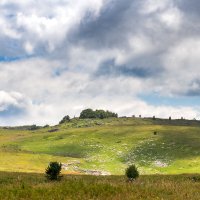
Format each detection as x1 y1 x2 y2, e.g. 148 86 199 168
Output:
0 0 200 126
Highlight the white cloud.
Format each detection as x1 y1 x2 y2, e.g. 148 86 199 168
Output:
23 41 34 54
0 0 105 54
0 57 199 126
0 91 29 112
140 0 173 14
140 0 183 30
159 38 200 95
0 0 200 125
0 16 20 39
159 7 182 29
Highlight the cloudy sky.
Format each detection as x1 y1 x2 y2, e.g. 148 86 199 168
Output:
0 0 200 125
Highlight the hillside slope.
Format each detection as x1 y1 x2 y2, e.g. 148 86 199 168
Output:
0 117 200 175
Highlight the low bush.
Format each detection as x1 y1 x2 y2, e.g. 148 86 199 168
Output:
191 176 200 182
45 162 62 181
125 165 139 181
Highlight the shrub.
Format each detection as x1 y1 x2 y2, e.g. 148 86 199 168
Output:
45 162 62 181
59 115 70 124
191 176 200 182
125 165 139 181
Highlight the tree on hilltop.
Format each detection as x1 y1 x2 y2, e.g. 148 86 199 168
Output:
59 115 70 124
79 108 118 119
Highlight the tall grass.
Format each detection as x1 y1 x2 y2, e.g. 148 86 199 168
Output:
0 172 199 200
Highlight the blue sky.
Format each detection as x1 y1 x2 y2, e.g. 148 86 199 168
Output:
0 0 200 125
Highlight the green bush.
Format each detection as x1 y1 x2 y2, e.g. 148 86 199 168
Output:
45 162 62 181
125 165 139 181
59 115 70 124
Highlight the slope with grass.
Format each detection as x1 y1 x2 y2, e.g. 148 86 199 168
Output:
0 117 200 175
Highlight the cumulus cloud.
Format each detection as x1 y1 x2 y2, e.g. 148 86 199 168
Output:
0 0 200 125
0 0 105 55
0 91 29 112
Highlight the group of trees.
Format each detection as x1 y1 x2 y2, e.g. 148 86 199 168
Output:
80 109 118 119
59 109 118 124
59 109 187 123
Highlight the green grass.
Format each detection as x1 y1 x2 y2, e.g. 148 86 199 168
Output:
0 172 199 200
1 117 200 199
0 117 200 174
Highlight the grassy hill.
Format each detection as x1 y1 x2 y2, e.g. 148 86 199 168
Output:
0 117 200 175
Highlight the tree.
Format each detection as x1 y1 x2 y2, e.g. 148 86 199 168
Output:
80 109 96 119
79 108 118 119
45 162 62 181
95 109 107 119
59 115 70 124
125 165 139 181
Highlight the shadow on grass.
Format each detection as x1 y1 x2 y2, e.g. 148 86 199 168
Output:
43 143 102 158
0 171 199 185
122 128 200 166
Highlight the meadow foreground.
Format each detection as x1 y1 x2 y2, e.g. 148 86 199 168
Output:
0 172 199 200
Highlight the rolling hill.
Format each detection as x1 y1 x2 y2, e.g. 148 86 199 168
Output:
0 117 200 175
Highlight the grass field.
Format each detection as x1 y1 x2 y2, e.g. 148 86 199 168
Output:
0 117 200 199
0 172 199 200
0 117 200 175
